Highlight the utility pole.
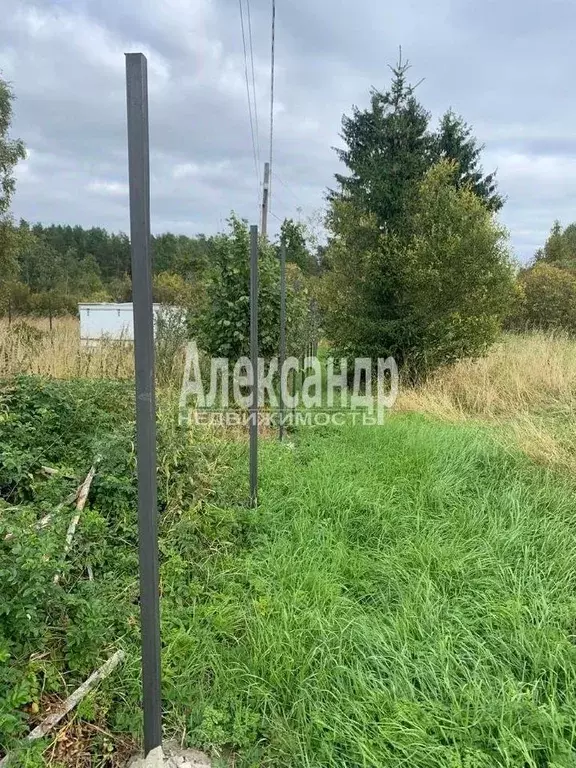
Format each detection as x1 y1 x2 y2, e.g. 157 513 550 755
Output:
125 52 162 757
260 162 270 239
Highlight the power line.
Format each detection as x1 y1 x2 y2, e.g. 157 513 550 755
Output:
269 187 299 220
245 0 261 171
273 170 304 208
268 0 276 211
238 0 260 204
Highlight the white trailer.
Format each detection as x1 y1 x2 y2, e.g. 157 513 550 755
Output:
78 303 166 345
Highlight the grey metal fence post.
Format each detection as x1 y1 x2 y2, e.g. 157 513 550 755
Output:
279 242 286 440
249 225 259 506
125 52 162 756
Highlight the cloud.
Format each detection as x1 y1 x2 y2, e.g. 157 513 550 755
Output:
87 180 129 197
1 0 575 259
172 160 231 180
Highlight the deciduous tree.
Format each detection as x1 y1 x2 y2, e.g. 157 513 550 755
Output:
0 76 25 282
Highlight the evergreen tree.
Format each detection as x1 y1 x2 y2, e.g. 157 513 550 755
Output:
434 110 503 211
331 55 432 232
535 220 575 269
322 161 514 379
561 222 576 260
331 55 504 230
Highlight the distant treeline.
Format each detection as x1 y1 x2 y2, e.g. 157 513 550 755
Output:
1 218 321 317
2 220 216 315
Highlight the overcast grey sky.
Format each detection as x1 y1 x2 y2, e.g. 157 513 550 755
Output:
1 0 574 261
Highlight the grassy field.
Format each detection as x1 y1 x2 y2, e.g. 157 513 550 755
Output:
168 417 576 767
399 331 576 472
1 329 576 766
0 317 134 380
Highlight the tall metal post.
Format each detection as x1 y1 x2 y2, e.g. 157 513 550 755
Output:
279 241 286 440
125 52 162 756
260 162 270 239
249 224 259 506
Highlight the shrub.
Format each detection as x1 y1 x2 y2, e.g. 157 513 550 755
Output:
507 263 576 333
0 281 31 316
153 271 192 305
193 215 309 361
28 290 78 317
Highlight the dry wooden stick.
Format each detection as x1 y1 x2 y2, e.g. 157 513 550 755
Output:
3 488 80 543
53 464 97 584
0 650 125 767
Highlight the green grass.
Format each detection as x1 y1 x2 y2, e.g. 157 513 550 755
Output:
3 377 576 767
160 416 576 767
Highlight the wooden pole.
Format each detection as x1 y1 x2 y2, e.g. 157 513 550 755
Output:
260 162 270 239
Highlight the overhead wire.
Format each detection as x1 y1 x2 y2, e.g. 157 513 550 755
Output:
245 0 262 173
268 0 276 213
273 171 304 208
238 0 260 205
269 171 307 226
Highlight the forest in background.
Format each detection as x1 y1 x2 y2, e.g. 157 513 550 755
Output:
0 216 321 318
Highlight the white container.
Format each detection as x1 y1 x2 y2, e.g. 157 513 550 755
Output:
79 303 167 345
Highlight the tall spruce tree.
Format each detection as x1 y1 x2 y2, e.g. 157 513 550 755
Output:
434 110 503 211
324 56 512 377
331 56 503 225
331 56 432 232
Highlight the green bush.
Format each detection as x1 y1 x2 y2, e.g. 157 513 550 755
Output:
321 161 514 380
0 376 227 755
193 215 309 361
0 281 31 316
507 263 576 333
0 376 133 469
28 290 78 317
153 271 193 305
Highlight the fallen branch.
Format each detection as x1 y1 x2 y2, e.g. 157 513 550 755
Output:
54 464 97 584
0 649 125 767
3 487 79 543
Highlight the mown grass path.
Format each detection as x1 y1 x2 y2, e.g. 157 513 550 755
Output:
165 416 576 767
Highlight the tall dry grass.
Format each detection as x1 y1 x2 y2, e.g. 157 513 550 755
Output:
399 332 576 472
2 320 575 471
0 316 134 379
